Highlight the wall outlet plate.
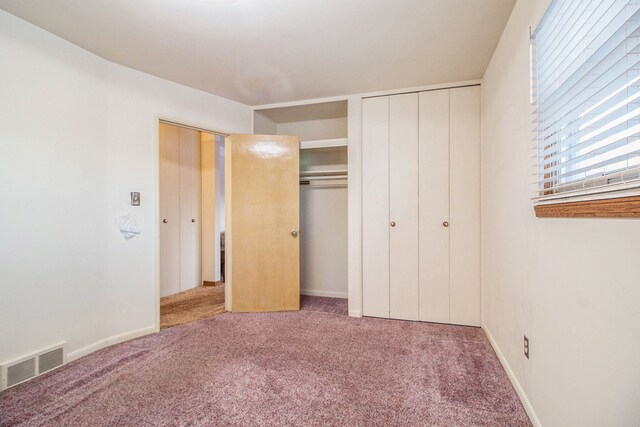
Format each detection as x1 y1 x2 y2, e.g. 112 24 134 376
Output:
131 192 141 206
524 335 530 359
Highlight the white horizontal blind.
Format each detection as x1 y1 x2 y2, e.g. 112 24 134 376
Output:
532 0 640 199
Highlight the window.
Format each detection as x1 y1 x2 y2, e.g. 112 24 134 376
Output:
532 0 640 204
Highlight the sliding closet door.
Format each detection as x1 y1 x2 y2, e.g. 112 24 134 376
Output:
160 124 181 298
179 127 202 292
389 93 419 321
449 86 481 326
418 90 451 323
362 97 390 318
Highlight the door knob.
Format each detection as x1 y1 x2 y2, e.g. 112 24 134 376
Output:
191 219 196 223
390 221 396 227
163 219 168 223
443 221 449 227
291 229 298 237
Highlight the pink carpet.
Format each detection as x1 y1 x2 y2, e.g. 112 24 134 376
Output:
0 298 530 426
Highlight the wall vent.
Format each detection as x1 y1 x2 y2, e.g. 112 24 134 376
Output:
38 348 64 374
6 358 36 388
1 343 66 391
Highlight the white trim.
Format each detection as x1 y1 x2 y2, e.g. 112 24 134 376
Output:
300 289 348 299
348 309 362 318
67 326 157 363
251 80 483 110
534 186 640 205
482 325 542 427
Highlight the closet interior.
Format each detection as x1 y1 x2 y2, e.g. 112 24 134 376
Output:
254 101 349 299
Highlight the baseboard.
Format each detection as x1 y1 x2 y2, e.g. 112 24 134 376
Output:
482 325 542 427
300 289 348 298
348 309 362 318
67 325 157 363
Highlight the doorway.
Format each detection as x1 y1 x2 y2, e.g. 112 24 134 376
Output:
158 121 226 329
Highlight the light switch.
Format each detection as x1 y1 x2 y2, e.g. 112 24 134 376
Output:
131 192 141 206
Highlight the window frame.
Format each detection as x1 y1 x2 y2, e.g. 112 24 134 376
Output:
530 0 640 218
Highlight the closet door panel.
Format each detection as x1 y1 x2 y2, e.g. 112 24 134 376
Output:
179 127 202 292
418 90 451 323
159 124 181 298
362 97 390 318
389 93 419 321
449 86 481 326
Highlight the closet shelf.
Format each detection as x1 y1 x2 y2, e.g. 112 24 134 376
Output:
300 138 347 150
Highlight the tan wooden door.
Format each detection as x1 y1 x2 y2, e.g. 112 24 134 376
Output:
225 134 300 312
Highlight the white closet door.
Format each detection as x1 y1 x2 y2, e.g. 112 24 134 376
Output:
179 127 202 292
418 89 451 323
159 123 181 298
449 86 481 326
389 93 419 321
362 96 390 318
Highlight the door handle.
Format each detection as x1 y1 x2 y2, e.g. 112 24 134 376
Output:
443 221 449 227
390 221 396 227
163 219 168 223
191 219 196 223
291 229 298 237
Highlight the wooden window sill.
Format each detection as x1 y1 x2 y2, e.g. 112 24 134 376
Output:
534 196 640 218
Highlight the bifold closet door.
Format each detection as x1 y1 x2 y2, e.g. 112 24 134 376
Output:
418 90 450 323
362 97 390 318
362 94 419 320
179 127 202 292
449 86 480 326
160 123 181 298
389 93 419 321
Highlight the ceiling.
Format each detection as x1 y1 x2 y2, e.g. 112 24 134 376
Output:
0 0 516 106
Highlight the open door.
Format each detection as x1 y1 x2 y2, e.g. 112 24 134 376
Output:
225 134 300 312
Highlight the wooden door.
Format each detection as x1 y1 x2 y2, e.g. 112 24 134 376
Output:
159 123 181 297
362 97 390 318
225 134 300 312
389 93 420 320
419 89 451 323
179 127 201 292
449 86 481 326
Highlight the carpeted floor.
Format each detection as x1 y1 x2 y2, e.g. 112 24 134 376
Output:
300 294 348 315
160 285 226 329
0 298 531 426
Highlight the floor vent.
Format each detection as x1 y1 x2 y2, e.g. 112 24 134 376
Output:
1 343 66 391
6 358 36 388
38 348 64 374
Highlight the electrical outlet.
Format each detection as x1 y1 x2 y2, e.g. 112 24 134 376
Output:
524 336 530 359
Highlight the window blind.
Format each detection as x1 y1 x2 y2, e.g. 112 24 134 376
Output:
532 0 640 200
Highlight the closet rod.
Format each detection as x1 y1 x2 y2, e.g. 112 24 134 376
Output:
300 181 348 187
299 170 348 177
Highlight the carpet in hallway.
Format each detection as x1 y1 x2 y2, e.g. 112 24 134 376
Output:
160 284 225 329
0 309 530 426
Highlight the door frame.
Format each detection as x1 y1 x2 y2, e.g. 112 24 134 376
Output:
154 115 232 332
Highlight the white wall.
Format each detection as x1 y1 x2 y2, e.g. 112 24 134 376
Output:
277 117 347 141
253 111 277 135
201 133 216 283
215 134 225 282
0 9 251 364
481 1 640 426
